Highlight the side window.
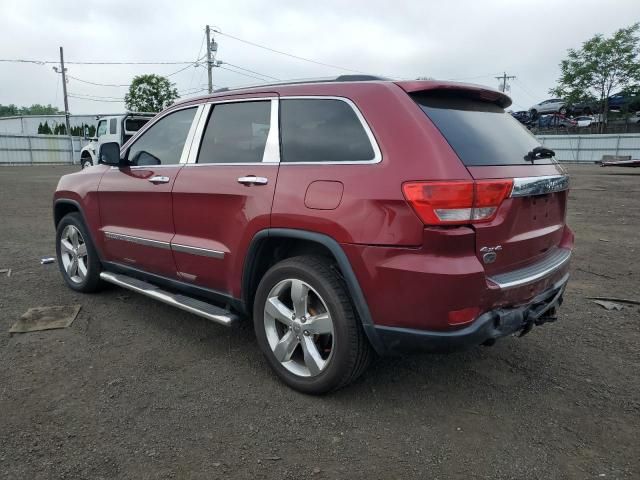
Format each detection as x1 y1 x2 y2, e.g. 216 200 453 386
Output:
109 118 117 135
197 101 271 164
96 120 107 137
280 99 375 163
127 108 197 166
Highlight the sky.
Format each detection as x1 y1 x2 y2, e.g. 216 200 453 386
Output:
1 0 639 115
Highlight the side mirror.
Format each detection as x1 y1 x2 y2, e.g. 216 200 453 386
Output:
99 142 122 166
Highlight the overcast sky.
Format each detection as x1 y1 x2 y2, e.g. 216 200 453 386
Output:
1 0 639 115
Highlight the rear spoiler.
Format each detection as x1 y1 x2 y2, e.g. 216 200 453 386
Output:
395 80 512 109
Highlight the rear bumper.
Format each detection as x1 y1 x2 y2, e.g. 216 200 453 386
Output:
375 273 569 355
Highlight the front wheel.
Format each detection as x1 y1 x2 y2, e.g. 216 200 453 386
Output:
55 213 103 292
559 106 568 115
253 256 372 394
81 158 93 169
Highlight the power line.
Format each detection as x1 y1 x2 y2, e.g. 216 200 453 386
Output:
219 61 280 81
67 75 129 87
217 64 277 82
495 72 516 93
213 29 369 74
68 92 123 100
188 33 207 90
68 94 124 103
0 58 202 65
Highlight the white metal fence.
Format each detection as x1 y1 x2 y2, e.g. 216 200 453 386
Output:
538 133 640 163
1 133 639 166
0 134 84 165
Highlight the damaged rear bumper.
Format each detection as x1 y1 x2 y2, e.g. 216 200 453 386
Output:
375 273 569 355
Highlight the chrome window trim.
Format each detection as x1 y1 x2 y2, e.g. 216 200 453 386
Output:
179 104 205 164
104 231 171 250
511 175 570 197
488 248 571 289
119 104 201 167
185 97 279 165
278 95 383 165
171 243 225 259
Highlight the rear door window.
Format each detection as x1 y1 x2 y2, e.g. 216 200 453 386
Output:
412 93 550 166
280 99 375 163
197 101 271 164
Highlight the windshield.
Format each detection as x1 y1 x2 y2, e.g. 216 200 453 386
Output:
412 93 553 166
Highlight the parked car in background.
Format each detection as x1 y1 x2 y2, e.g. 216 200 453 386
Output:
627 111 640 124
80 113 154 169
568 100 597 116
529 98 567 117
510 110 532 126
608 90 640 112
537 113 577 129
53 77 573 393
574 116 595 127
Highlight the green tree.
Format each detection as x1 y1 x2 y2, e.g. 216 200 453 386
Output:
0 104 19 117
124 74 178 113
37 122 44 134
551 23 640 129
20 104 60 115
41 121 52 135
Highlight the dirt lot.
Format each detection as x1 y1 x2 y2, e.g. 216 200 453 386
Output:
0 164 638 479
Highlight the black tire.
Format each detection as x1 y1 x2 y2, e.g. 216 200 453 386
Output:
530 109 538 119
55 212 103 293
583 107 592 115
253 255 372 394
559 106 568 115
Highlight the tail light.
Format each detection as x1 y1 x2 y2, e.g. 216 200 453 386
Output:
402 179 513 225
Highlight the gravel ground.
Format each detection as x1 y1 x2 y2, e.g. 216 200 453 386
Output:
0 164 638 479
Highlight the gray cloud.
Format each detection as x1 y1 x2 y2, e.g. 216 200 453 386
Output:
1 0 639 114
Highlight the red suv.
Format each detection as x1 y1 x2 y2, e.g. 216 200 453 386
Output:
53 77 573 394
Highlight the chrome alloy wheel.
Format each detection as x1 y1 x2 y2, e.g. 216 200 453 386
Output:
264 278 335 377
60 225 88 284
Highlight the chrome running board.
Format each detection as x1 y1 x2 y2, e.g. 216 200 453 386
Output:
99 271 237 326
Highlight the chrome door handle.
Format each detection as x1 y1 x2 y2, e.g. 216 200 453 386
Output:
237 175 268 186
148 175 170 184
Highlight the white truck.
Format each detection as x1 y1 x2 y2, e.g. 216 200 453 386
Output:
80 113 154 169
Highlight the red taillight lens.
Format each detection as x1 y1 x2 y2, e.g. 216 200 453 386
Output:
447 307 480 326
402 179 513 225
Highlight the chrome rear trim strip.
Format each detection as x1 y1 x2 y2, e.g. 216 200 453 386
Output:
511 175 569 197
171 243 225 259
104 231 171 250
488 248 571 289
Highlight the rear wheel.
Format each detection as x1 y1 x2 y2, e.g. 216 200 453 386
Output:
55 213 103 292
559 106 568 115
81 157 93 169
253 256 372 394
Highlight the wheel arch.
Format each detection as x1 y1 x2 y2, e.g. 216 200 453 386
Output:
242 228 385 354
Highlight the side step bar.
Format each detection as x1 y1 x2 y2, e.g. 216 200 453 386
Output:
99 271 238 326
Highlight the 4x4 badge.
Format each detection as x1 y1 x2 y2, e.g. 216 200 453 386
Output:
480 245 502 264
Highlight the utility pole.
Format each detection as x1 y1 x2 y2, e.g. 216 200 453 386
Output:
495 72 516 93
59 47 71 135
205 25 213 94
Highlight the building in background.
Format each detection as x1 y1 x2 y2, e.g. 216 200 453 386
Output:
0 114 124 136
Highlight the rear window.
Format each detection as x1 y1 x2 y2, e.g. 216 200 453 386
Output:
124 118 150 133
412 93 551 166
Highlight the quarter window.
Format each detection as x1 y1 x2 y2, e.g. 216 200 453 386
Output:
197 101 271 164
280 99 375 163
127 107 196 166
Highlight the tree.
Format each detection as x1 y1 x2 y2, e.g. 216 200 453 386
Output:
20 104 60 115
41 121 52 135
551 23 640 130
124 74 179 112
0 104 19 117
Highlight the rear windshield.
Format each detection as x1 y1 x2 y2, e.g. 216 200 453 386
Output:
412 93 552 166
125 118 150 133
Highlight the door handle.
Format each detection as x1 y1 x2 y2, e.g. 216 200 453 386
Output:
237 175 268 186
148 175 170 184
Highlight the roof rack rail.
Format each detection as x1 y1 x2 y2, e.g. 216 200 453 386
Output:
213 74 390 93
